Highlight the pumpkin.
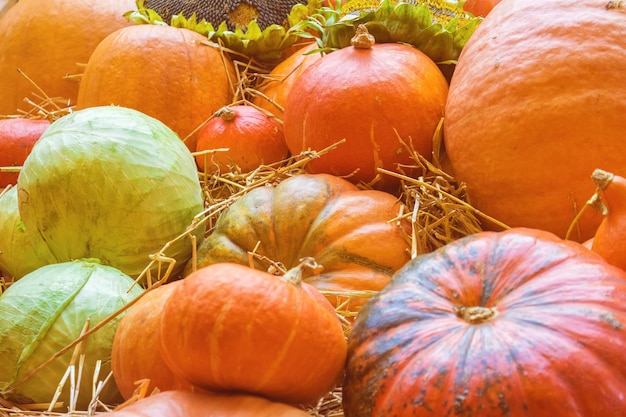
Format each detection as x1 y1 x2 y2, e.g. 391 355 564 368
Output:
160 261 347 405
343 227 626 416
252 41 323 120
443 0 626 242
108 390 311 417
590 169 626 271
188 173 411 315
0 118 49 188
194 105 289 173
0 0 135 115
462 0 501 17
111 281 199 401
282 25 449 192
76 24 236 152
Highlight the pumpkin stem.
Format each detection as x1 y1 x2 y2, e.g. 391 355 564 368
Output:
455 305 498 324
350 24 375 49
591 168 614 191
282 257 324 286
214 106 236 121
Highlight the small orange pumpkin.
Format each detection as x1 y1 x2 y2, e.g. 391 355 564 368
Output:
194 105 289 173
0 118 49 188
111 281 199 400
160 261 347 405
108 390 311 417
282 25 448 192
590 169 626 271
462 0 502 17
76 24 236 152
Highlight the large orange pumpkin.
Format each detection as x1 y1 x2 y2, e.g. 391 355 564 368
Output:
160 262 347 405
443 0 626 242
76 24 236 152
0 0 136 115
344 227 626 416
187 173 411 315
283 26 449 192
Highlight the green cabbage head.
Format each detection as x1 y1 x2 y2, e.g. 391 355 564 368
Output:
17 106 205 279
0 259 144 409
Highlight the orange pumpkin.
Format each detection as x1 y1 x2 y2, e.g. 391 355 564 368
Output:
194 105 289 173
160 262 347 405
188 173 411 315
108 390 311 417
0 118 49 188
443 0 626 242
283 25 449 192
76 24 236 152
462 0 502 17
111 281 199 400
590 169 626 271
252 42 323 120
0 0 136 115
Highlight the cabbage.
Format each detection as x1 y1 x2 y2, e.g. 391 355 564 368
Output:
0 259 144 409
0 186 56 279
17 106 205 279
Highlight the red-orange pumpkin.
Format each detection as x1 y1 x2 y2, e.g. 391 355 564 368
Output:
0 118 49 188
160 262 347 405
76 24 236 152
282 26 448 192
443 0 626 242
111 281 199 400
194 105 289 173
343 227 626 416
590 169 626 271
462 0 502 17
187 173 411 315
108 390 311 417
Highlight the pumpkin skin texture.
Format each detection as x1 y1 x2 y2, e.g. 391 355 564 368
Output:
343 227 626 417
590 169 626 272
108 390 311 417
188 173 411 314
0 118 49 188
160 262 347 405
111 281 199 401
252 42 323 120
443 0 626 242
194 105 289 173
0 0 135 115
76 25 236 152
282 33 449 192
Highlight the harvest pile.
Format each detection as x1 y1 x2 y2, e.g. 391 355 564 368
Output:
3 0 626 416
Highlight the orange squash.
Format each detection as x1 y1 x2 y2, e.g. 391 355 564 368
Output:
111 281 199 400
462 0 501 17
0 118 49 188
194 105 288 173
108 390 311 417
282 26 448 192
76 24 236 152
590 169 626 271
252 42 323 120
443 0 626 242
160 262 347 405
0 0 136 115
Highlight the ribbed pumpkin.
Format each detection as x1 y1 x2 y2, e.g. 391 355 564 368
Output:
111 281 199 400
194 105 288 173
252 42 322 120
283 25 449 192
443 0 626 242
188 173 411 315
0 118 49 188
590 169 626 272
108 390 311 417
344 227 626 416
0 0 135 115
160 262 347 405
76 24 236 152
